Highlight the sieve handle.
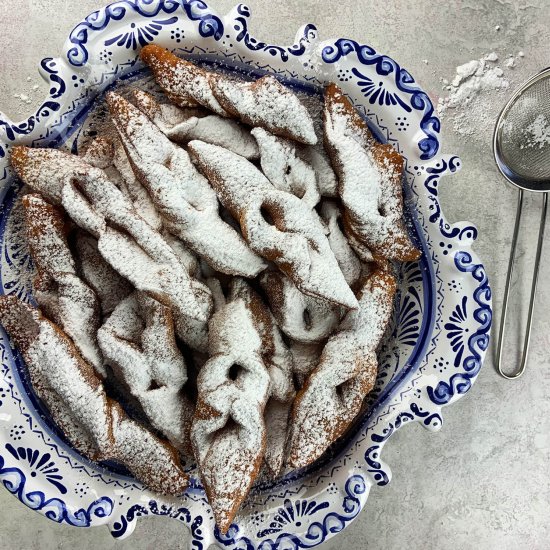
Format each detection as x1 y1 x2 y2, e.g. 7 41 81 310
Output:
496 189 548 379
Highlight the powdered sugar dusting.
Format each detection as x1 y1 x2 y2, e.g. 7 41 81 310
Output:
98 292 194 454
191 282 270 531
132 89 259 159
188 140 357 309
75 231 132 317
22 194 105 378
13 147 213 349
141 45 227 116
28 318 112 452
212 75 318 145
324 85 419 261
290 341 323 388
260 271 341 343
3 52 419 522
263 400 291 477
438 51 525 140
252 127 320 208
320 200 362 287
288 266 397 468
107 92 266 278
522 114 550 149
0 297 188 495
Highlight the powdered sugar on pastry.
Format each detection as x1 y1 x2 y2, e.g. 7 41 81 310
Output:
323 83 420 262
109 401 189 495
263 399 292 477
341 216 375 263
320 200 362 287
252 127 320 208
106 92 266 278
0 298 112 454
132 89 259 159
36 384 100 459
288 264 397 468
140 45 227 115
191 280 270 533
82 136 163 232
290 341 324 388
0 296 188 495
260 271 341 343
163 232 201 279
212 75 318 145
298 145 338 197
229 279 295 476
74 231 132 317
297 93 339 196
4 60 426 527
231 278 295 403
22 194 105 378
82 136 115 169
98 292 194 455
11 146 212 351
112 138 163 231
188 140 357 309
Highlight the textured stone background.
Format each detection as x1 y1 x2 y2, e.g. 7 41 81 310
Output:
0 1 549 549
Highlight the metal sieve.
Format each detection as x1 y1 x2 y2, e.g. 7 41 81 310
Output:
493 67 550 379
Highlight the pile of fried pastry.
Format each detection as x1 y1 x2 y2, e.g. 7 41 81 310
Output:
0 45 420 533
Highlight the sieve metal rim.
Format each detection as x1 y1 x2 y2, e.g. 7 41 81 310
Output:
493 66 550 193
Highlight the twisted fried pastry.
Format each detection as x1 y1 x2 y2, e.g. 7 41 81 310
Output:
260 270 341 344
140 44 228 115
252 127 319 208
288 262 397 468
132 89 259 159
98 292 194 455
140 45 317 144
106 92 266 278
323 83 420 262
187 140 358 309
191 279 271 533
231 278 295 477
11 146 212 351
0 296 188 495
22 193 105 378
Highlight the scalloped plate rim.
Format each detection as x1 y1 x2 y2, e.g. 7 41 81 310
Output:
0 1 492 548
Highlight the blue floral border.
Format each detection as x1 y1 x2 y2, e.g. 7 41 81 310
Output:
0 453 113 527
67 0 224 66
321 38 440 160
427 252 491 405
111 500 205 544
214 475 367 550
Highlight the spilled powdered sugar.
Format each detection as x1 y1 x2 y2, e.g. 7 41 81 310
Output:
438 51 525 141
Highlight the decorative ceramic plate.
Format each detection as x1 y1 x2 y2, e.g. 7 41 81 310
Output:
0 1 492 548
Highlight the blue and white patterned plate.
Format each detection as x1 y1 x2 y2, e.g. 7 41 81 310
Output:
0 1 492 548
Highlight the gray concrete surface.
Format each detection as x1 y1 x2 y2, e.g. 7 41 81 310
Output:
1 1 549 549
